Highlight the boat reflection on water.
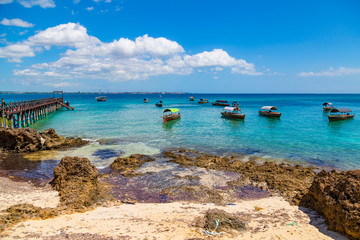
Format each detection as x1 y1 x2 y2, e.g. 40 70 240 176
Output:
162 117 180 132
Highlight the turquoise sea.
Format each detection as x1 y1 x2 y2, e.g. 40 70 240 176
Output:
1 93 360 171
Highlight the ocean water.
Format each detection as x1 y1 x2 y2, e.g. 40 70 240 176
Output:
1 93 360 170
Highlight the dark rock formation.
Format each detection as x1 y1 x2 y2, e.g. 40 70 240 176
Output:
110 154 154 177
0 127 88 153
195 209 246 234
301 170 360 240
0 204 58 233
51 156 108 210
164 148 315 204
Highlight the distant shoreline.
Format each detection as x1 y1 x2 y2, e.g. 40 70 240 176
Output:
1 92 360 95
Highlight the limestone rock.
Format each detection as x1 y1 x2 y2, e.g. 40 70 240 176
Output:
301 170 360 240
0 127 88 153
51 156 106 210
110 154 154 177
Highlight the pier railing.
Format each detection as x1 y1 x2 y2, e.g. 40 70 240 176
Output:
0 96 67 128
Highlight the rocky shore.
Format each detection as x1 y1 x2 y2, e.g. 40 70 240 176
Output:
0 128 359 239
0 127 88 153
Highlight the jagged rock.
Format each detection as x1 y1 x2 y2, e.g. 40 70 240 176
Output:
0 127 88 153
0 204 58 233
301 170 360 240
110 154 154 177
163 148 315 204
51 156 107 210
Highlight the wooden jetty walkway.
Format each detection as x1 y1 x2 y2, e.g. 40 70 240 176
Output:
0 91 74 128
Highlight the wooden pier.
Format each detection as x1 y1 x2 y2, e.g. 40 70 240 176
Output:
0 91 73 128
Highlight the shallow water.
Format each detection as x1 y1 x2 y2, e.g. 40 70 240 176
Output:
1 93 360 170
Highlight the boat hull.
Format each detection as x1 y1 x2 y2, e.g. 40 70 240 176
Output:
221 112 245 119
156 104 163 107
212 103 230 106
259 111 281 118
96 97 107 102
323 107 334 111
198 101 208 104
328 114 354 121
163 114 181 122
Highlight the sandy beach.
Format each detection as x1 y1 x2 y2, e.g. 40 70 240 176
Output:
0 175 348 240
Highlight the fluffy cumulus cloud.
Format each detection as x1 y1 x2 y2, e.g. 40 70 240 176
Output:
0 18 34 27
0 44 35 62
2 22 261 86
298 67 360 77
27 23 100 48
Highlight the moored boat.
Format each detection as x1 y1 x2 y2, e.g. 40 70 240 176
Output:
189 96 195 101
144 98 149 103
198 99 209 104
212 100 230 106
95 96 107 102
323 102 334 111
156 101 163 107
328 108 354 121
162 108 181 122
259 106 282 118
221 107 245 119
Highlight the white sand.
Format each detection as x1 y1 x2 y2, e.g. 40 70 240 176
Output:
0 177 59 211
1 194 347 240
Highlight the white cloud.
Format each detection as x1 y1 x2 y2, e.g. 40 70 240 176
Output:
298 67 360 77
1 22 261 86
17 0 55 8
86 6 94 11
0 18 34 28
0 44 35 62
13 69 40 76
19 30 28 35
0 0 13 4
27 22 100 48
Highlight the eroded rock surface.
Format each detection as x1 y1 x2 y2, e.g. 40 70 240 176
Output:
301 170 360 240
51 156 109 210
0 127 88 153
110 154 154 177
164 148 316 204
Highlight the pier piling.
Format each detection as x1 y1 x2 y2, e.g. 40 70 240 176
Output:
0 91 73 128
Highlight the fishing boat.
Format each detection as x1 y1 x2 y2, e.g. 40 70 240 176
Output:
144 98 149 103
323 102 334 111
198 99 209 104
259 106 282 118
95 96 107 102
212 100 230 106
232 101 239 107
156 101 163 107
162 108 181 122
221 107 245 119
328 108 354 121
189 96 195 101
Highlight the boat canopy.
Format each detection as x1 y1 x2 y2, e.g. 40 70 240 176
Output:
224 107 241 111
260 106 278 111
330 108 352 113
163 108 180 113
323 102 333 106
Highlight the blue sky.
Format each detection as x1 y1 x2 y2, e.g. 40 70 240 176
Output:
0 0 359 93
